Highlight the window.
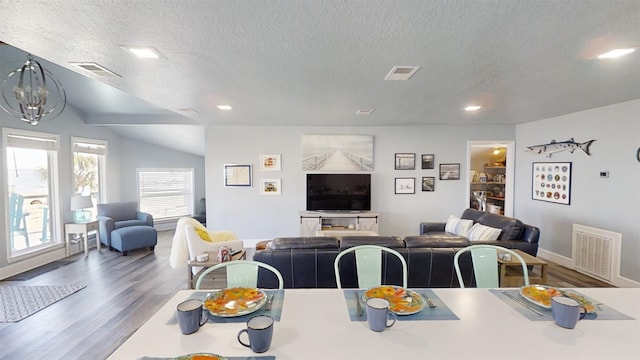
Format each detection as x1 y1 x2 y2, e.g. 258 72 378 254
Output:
4 128 60 256
137 168 194 221
72 137 107 217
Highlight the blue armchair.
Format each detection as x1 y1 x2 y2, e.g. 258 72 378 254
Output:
97 201 153 249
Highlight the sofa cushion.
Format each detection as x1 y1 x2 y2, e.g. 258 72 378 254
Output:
114 219 148 229
269 237 339 250
476 212 524 240
444 215 473 236
404 235 470 248
466 223 502 241
339 236 404 249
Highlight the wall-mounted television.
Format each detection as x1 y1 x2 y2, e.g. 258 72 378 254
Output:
306 173 371 211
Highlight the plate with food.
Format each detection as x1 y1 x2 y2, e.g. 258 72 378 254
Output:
519 285 561 308
363 285 426 315
204 287 267 317
174 353 227 360
559 290 598 313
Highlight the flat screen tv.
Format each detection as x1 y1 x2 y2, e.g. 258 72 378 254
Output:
306 173 371 211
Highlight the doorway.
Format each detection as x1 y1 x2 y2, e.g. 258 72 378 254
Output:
466 141 515 217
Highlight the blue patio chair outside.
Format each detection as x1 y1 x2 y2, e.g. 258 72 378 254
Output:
9 193 30 248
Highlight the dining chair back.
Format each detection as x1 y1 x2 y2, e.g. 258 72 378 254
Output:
195 260 284 290
9 193 30 247
453 244 529 288
334 245 408 289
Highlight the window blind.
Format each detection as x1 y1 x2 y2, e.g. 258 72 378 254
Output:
138 168 194 220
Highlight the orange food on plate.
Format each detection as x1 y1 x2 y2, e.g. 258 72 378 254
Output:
364 286 422 313
204 287 264 315
521 285 560 307
192 356 221 360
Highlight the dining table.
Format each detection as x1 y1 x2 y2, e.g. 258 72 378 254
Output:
108 287 639 360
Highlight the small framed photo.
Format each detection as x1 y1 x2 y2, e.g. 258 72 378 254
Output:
421 154 434 169
395 153 416 170
260 154 281 171
260 178 281 195
421 177 435 191
395 177 415 194
439 163 460 180
224 164 252 187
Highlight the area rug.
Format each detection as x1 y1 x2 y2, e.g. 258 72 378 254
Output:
0 284 86 322
3 261 75 281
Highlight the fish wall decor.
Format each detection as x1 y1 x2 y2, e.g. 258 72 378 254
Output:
526 138 595 158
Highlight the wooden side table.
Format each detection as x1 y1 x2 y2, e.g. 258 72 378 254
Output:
187 249 246 289
497 249 548 287
65 220 101 258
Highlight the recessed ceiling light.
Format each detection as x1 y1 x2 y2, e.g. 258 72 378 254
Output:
355 109 374 115
597 48 636 59
122 46 162 59
465 105 482 112
217 105 233 110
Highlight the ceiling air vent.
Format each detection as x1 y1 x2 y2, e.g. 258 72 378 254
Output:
70 62 121 77
355 109 374 115
384 66 420 81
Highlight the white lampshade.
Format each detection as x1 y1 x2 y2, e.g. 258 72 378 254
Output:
70 195 93 211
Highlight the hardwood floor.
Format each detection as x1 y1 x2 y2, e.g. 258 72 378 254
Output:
0 231 612 359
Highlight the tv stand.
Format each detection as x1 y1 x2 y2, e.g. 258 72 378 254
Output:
299 211 379 237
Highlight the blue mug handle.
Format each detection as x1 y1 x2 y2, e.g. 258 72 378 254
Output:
386 311 397 328
578 306 587 320
200 308 209 326
238 329 251 348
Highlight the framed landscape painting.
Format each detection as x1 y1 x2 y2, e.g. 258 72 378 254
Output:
395 153 416 170
439 163 460 180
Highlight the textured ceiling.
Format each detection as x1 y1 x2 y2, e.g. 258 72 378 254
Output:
0 1 639 156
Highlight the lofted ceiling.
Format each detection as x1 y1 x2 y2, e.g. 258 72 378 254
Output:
0 1 639 157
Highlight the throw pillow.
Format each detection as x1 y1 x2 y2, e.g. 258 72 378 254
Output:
195 227 212 242
445 215 474 236
466 223 502 241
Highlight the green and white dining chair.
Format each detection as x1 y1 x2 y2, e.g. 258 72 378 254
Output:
334 245 408 289
195 260 284 290
454 244 529 288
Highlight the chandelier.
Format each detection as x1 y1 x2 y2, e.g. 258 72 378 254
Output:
0 53 66 125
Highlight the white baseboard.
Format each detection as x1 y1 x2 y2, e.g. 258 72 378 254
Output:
537 248 640 288
0 248 67 280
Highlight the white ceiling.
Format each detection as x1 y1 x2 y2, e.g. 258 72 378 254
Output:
1 1 639 156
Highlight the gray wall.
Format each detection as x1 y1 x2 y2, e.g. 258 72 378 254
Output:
205 125 515 239
514 99 640 284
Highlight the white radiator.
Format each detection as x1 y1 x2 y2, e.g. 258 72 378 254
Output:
572 224 621 282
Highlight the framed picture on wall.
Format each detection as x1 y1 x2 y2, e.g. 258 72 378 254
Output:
421 177 435 191
421 154 434 169
395 177 415 194
439 163 460 180
224 164 252 187
260 154 281 171
532 162 571 205
260 178 281 195
395 153 416 170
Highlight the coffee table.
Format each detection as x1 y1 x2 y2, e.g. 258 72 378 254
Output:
497 249 548 287
187 249 246 289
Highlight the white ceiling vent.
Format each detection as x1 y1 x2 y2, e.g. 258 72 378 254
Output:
384 66 420 80
355 109 374 115
70 62 121 77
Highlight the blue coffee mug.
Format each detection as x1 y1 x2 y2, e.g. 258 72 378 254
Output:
366 298 397 332
238 315 274 353
551 296 586 329
177 299 208 335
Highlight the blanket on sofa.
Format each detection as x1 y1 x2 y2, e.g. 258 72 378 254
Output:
169 217 238 269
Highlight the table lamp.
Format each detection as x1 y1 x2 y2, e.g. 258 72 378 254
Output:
70 195 93 222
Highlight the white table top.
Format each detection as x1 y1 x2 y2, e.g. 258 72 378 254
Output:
109 288 640 360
